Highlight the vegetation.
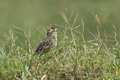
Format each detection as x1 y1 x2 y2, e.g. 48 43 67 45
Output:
0 12 120 80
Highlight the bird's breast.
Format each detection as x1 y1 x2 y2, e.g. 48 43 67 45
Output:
53 36 57 47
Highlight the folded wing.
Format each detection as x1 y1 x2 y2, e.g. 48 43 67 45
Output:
34 38 53 55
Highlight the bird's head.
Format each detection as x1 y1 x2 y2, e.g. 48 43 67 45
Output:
47 26 58 37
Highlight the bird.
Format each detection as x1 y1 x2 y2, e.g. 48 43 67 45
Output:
34 26 58 56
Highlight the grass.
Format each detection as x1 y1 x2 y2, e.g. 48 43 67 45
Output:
0 11 120 80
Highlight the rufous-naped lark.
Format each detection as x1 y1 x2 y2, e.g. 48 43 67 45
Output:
34 26 58 56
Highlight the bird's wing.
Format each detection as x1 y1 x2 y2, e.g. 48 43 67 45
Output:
34 38 53 55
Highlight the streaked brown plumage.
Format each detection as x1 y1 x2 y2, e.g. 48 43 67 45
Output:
34 26 58 56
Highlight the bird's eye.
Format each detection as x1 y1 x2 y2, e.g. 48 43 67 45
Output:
52 27 55 29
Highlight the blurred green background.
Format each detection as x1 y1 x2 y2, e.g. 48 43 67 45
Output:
0 0 120 47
